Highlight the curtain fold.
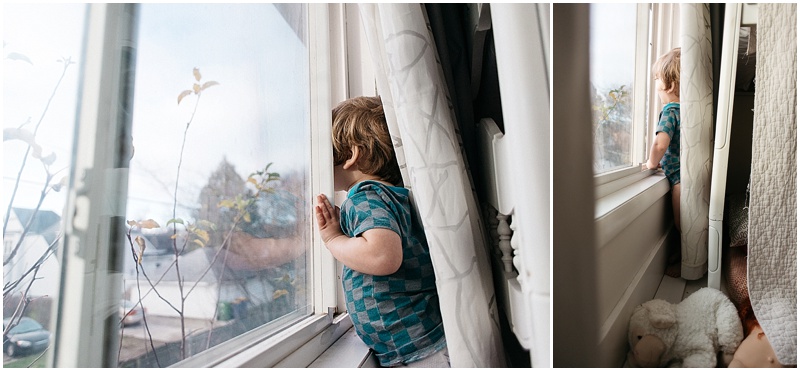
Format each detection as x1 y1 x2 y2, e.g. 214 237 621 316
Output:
679 4 714 280
358 4 504 367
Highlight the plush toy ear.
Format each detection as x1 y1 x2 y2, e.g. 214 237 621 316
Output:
642 299 677 329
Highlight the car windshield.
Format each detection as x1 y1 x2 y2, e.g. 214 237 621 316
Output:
7 318 43 334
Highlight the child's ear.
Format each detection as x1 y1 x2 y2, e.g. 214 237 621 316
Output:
667 83 678 95
342 146 360 170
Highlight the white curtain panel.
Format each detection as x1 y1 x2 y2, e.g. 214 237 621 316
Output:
679 4 714 280
749 3 797 364
359 4 505 367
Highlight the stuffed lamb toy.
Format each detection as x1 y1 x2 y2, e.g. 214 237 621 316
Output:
626 287 743 367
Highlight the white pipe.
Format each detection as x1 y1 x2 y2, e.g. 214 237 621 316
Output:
708 4 742 290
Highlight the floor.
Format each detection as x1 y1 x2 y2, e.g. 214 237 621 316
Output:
654 271 730 304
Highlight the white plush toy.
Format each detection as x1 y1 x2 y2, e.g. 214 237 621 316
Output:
626 287 743 367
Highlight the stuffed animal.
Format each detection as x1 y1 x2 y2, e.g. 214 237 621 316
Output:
626 287 743 367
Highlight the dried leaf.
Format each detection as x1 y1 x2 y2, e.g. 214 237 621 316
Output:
193 83 201 94
138 219 161 229
193 67 201 82
177 90 193 105
135 236 146 264
246 178 257 186
272 289 289 300
195 229 210 243
7 52 33 65
192 238 205 247
201 81 219 91
243 212 251 223
218 200 234 208
127 220 137 227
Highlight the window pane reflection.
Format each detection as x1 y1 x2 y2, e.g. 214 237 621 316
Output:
3 3 86 367
120 4 311 367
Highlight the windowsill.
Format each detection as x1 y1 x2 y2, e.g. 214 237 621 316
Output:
309 326 376 368
595 171 670 247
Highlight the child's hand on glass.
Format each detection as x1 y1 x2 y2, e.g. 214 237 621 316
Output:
315 194 344 245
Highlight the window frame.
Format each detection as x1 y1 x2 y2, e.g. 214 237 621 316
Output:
589 3 650 177
592 4 655 195
51 3 344 368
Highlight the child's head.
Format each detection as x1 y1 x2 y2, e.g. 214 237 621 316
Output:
331 96 402 186
652 47 681 98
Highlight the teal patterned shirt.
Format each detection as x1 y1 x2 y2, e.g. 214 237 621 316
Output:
657 102 681 185
339 180 446 366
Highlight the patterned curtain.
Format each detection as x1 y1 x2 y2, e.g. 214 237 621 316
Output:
679 4 714 279
358 3 505 367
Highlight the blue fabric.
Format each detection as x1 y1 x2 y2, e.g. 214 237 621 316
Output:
339 180 446 366
656 102 681 186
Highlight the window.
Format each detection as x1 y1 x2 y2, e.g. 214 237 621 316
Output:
118 4 312 367
6 3 338 368
590 3 650 176
3 3 85 368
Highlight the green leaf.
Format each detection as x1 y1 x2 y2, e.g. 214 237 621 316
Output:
166 218 185 226
218 200 234 208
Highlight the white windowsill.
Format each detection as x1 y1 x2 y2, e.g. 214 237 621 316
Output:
595 171 670 248
309 326 376 368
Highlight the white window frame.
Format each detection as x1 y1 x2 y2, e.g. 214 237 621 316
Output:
52 3 346 367
593 4 653 196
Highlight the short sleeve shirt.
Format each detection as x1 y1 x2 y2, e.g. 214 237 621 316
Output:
656 102 681 185
339 180 446 366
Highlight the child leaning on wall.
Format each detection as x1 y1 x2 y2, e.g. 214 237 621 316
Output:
314 96 450 368
642 47 682 277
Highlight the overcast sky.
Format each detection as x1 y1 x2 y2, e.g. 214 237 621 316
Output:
589 3 637 92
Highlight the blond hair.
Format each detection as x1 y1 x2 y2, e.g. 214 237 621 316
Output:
653 47 681 97
332 96 402 186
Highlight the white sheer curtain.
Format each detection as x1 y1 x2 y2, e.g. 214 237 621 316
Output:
679 4 714 280
358 4 504 367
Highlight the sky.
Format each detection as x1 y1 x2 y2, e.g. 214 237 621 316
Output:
4 4 311 225
589 3 637 93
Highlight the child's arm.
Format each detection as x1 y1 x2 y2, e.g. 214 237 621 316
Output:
314 194 403 276
644 132 671 170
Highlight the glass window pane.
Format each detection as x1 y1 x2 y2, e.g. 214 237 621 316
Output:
119 4 311 367
590 3 637 174
3 3 86 367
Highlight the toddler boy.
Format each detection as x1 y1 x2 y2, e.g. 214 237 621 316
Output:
314 96 449 367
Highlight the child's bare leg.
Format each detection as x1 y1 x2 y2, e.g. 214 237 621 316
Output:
665 183 682 277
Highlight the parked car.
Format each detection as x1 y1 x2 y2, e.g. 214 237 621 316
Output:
120 300 145 326
2 317 50 357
